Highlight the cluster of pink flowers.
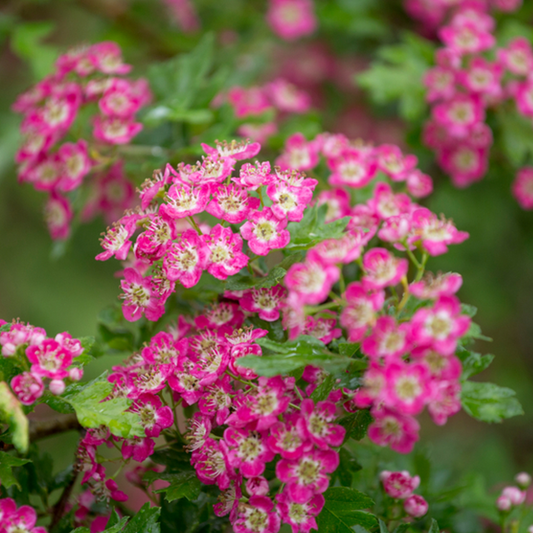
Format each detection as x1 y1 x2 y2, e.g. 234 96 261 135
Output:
496 472 530 511
419 1 533 208
276 132 470 453
96 140 318 323
0 498 47 533
0 319 84 405
12 42 150 239
222 79 311 144
404 0 522 35
266 0 317 41
380 470 429 518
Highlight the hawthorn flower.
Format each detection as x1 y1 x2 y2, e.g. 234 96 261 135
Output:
192 438 233 490
285 260 339 305
376 145 418 182
267 416 312 460
276 448 339 504
384 362 431 415
207 184 260 224
96 223 134 261
432 94 485 138
266 78 311 113
276 491 324 533
235 161 273 190
316 188 351 222
239 285 287 322
410 295 471 355
202 139 260 161
93 115 143 144
26 339 73 380
131 393 173 437
57 140 91 191
163 229 209 288
233 496 281 533
368 407 420 454
361 316 411 361
361 248 408 290
119 268 165 322
404 494 429 517
121 437 155 463
298 399 345 449
367 183 411 220
380 470 420 499
427 380 462 425
0 498 47 533
266 0 317 41
276 133 319 172
512 167 533 210
203 225 249 280
266 178 314 222
240 207 291 255
409 272 463 299
160 183 210 219
223 428 274 478
44 193 72 240
327 147 377 189
303 314 341 345
498 37 533 76
10 372 44 405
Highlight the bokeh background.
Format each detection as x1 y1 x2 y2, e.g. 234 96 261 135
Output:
1 0 533 525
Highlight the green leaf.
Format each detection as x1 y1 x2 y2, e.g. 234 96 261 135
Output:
238 336 352 377
428 518 440 533
123 503 160 533
11 21 59 80
154 471 202 502
311 374 335 402
104 517 129 533
316 487 377 533
498 109 533 167
333 447 362 487
379 519 390 533
460 303 478 318
456 348 494 380
338 342 360 357
461 381 523 423
338 409 373 442
0 451 31 489
462 322 492 343
358 32 434 121
0 382 29 453
287 204 350 251
224 266 286 291
66 374 144 438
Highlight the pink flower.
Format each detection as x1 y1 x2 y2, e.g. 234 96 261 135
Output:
266 78 311 113
239 285 287 321
353 363 387 408
203 225 249 279
192 438 233 490
57 140 92 192
407 170 433 198
437 143 488 187
93 115 143 144
163 229 209 288
131 393 173 437
380 470 420 499
285 260 339 305
316 188 351 222
201 139 260 161
10 372 44 405
227 86 272 118
367 183 411 220
308 232 363 266
121 436 155 462
362 316 411 361
432 94 485 139
512 167 533 210
1 323 46 356
235 161 273 191
276 491 324 533
238 122 278 144
44 193 72 240
266 0 317 41
409 272 463 299
303 313 341 345
88 41 131 74
207 184 260 224
404 494 428 517
328 147 377 188
459 57 502 98
424 67 457 102
427 380 462 425
233 496 281 533
276 133 319 171
498 37 533 76
368 407 420 454
384 362 431 415
267 179 314 222
99 78 144 118
362 248 408 290
160 183 210 219
267 415 312 460
377 145 418 182
408 208 469 256
26 339 73 379
224 427 274 478
410 295 471 355
198 375 233 425
0 498 47 533
276 448 339 504
298 399 345 449
340 282 384 342
439 21 495 55
240 207 291 256
119 268 165 322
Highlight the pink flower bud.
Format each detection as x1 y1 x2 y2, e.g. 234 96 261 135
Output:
49 379 66 395
516 473 531 488
497 495 512 511
404 494 428 517
69 367 83 381
501 486 526 506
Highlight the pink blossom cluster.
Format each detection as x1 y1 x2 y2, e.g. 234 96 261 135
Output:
419 1 533 208
495 472 531 512
161 0 200 32
74 310 347 532
222 79 311 144
276 133 470 454
12 42 151 239
266 0 317 41
404 0 522 35
0 320 84 405
96 140 318 323
0 498 47 533
380 470 429 518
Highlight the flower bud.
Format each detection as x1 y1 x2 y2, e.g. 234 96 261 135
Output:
501 486 526 506
497 495 512 511
69 367 83 381
404 494 428 517
516 472 531 489
49 379 66 395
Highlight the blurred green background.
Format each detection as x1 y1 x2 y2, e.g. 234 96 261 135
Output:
1 0 533 519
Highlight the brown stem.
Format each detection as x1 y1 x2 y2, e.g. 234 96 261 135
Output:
50 470 78 530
